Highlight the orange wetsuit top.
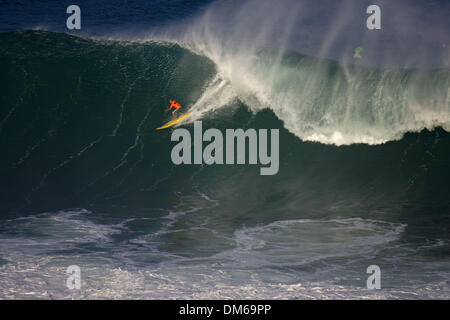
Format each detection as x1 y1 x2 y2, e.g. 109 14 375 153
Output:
169 100 181 110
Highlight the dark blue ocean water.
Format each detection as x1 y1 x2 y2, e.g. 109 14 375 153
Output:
0 0 213 32
0 0 449 299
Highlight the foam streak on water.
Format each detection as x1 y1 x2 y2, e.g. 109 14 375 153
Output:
0 206 448 299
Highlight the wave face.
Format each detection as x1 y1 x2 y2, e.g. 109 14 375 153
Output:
1 30 449 213
0 30 449 299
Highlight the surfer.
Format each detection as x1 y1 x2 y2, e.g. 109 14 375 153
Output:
167 99 183 120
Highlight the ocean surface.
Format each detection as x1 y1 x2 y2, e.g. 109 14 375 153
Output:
0 0 449 299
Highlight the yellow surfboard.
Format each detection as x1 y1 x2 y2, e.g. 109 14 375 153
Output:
156 112 192 130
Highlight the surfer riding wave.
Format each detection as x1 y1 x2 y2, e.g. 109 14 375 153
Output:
167 99 183 120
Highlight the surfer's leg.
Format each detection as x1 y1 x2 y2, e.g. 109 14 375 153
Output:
173 109 182 119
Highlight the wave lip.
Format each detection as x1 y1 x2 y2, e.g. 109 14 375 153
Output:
183 46 450 145
161 0 450 145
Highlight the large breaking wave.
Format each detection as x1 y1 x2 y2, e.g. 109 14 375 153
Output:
0 30 450 216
